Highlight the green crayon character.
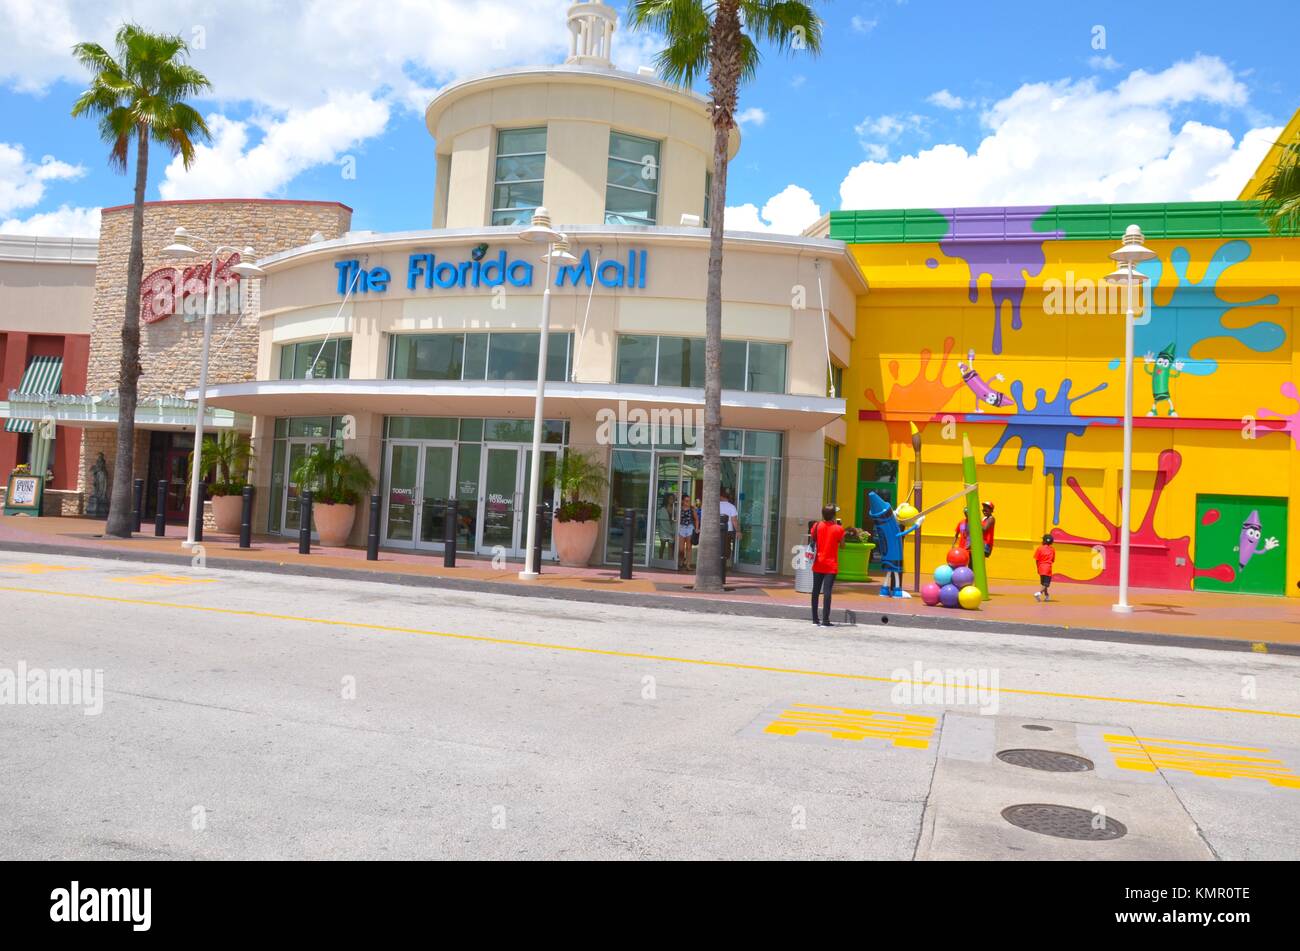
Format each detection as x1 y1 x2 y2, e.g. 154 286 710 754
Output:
1143 342 1183 417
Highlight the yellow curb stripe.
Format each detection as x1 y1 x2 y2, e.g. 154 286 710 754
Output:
2 583 1298 721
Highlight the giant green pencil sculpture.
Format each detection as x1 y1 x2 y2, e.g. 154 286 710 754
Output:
961 433 988 598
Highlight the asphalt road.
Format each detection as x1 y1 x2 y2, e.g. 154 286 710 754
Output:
1 549 1297 860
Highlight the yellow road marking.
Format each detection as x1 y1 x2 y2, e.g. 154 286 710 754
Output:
0 563 88 575
1 583 1298 722
111 574 220 586
1105 734 1300 789
764 704 937 748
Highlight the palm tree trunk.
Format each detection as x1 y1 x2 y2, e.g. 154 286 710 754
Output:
693 1 741 594
105 126 148 536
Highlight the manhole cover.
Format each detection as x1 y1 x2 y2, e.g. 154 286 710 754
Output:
1002 803 1127 841
997 748 1094 772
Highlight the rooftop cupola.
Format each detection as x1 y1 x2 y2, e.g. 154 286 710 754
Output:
565 1 617 67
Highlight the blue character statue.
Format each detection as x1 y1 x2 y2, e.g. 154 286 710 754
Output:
867 491 924 598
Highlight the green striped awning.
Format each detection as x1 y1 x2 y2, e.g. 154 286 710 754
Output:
4 355 63 433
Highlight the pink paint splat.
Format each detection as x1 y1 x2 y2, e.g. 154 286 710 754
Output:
1258 381 1300 450
1052 449 1236 589
1201 509 1220 526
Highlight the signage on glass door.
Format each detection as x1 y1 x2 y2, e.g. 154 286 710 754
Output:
334 248 649 295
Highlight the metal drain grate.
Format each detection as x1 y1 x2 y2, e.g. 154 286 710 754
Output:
997 748 1094 772
1002 803 1127 841
1022 724 1053 732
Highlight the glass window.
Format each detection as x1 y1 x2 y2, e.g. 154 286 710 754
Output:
279 339 351 380
823 442 840 507
605 132 660 226
492 127 547 226
616 335 657 385
458 418 484 442
828 363 844 398
721 340 747 391
486 333 537 381
386 417 458 441
390 334 465 381
657 336 705 388
745 431 783 458
464 333 488 380
604 449 651 564
746 342 786 394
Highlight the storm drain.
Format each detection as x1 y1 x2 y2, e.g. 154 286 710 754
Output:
1002 803 1127 841
997 748 1094 772
1022 724 1053 732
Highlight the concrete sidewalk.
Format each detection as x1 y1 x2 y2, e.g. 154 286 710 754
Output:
2 513 1298 655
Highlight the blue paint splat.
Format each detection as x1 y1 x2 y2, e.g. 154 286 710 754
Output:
1130 240 1283 376
986 379 1114 524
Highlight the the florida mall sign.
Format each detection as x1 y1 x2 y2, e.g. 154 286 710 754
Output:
333 247 650 295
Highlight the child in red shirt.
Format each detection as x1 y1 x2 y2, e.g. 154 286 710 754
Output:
809 505 846 626
1033 534 1055 602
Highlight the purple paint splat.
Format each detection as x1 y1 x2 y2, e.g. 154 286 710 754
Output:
938 206 1064 354
925 258 938 268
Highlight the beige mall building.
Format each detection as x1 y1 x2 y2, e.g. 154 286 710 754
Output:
6 1 865 574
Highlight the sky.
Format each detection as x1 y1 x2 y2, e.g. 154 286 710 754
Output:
0 0 1294 239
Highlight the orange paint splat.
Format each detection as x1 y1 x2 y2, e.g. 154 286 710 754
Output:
864 337 962 457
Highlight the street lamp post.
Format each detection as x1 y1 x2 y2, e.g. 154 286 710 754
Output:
1104 224 1155 613
516 208 576 579
161 227 265 547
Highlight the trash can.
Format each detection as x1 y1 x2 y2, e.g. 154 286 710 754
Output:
792 541 814 593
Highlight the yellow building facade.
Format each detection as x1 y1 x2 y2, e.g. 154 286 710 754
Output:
832 202 1300 597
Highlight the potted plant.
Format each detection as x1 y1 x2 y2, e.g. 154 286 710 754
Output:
552 450 608 567
838 524 876 583
189 432 254 533
290 444 375 547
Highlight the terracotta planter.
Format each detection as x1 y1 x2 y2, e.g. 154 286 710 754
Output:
211 494 244 534
312 502 356 548
553 518 600 567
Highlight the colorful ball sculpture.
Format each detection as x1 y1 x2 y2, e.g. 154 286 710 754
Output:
920 582 941 606
934 564 954 587
951 565 975 588
957 585 984 610
938 583 961 608
946 547 970 568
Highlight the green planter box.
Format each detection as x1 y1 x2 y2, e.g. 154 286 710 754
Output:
837 540 875 583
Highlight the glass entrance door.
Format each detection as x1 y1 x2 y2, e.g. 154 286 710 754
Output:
476 444 561 558
736 458 770 573
281 437 328 535
418 443 456 548
383 441 456 549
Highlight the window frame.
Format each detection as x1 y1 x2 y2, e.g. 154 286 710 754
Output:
614 334 786 394
604 130 661 227
491 126 548 227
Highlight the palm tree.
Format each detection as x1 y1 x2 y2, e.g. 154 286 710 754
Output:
1257 132 1300 235
627 0 823 591
71 24 211 537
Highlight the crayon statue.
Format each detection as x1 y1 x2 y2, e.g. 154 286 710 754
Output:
1143 343 1183 417
958 348 1013 412
867 491 925 598
1235 510 1279 570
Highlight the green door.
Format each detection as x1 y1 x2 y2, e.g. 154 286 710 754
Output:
1194 494 1287 596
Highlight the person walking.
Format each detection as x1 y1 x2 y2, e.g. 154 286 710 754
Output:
1033 534 1055 602
720 488 740 568
677 492 698 570
809 504 845 626
656 493 676 561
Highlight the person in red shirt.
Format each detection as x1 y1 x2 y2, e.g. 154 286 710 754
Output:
1033 534 1055 602
809 505 846 626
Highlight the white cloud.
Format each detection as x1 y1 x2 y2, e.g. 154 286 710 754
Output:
851 16 878 33
0 204 100 237
840 55 1273 208
0 142 84 215
1089 54 1121 71
158 94 391 200
927 89 968 110
853 113 926 159
725 184 822 235
736 107 767 127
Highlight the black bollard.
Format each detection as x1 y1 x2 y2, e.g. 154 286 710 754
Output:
297 491 312 554
442 499 457 568
532 504 546 576
619 507 635 580
719 515 729 587
154 480 167 536
366 493 380 561
132 478 144 533
239 486 253 549
193 483 206 543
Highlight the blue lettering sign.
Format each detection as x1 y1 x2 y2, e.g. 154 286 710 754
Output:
337 248 645 295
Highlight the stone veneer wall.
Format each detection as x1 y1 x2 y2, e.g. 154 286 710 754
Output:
78 199 352 508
